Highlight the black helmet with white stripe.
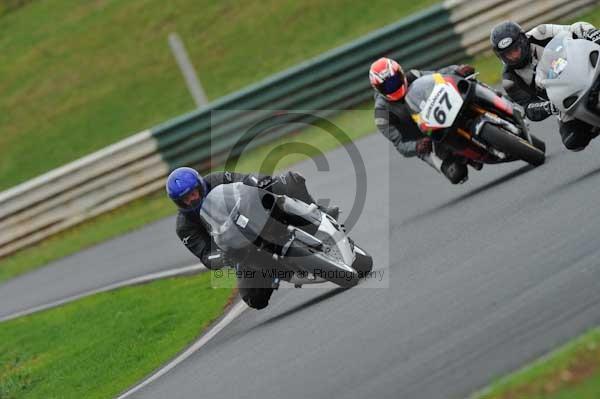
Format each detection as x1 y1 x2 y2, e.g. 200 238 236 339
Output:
490 21 531 69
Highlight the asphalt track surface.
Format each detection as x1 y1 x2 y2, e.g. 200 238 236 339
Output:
3 118 600 398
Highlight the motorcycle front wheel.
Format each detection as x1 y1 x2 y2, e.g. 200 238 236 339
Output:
352 245 373 277
480 124 545 166
286 242 359 288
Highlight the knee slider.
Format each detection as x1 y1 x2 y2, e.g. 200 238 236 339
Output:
562 131 591 151
243 295 269 309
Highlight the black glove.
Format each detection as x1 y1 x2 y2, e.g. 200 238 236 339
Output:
255 175 276 190
415 137 433 157
455 64 475 78
242 174 278 190
584 28 600 44
525 101 558 122
245 174 284 195
202 249 234 270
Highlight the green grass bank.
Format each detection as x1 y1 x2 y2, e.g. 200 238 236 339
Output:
0 271 235 399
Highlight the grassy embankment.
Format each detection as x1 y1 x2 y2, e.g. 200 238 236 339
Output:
0 271 236 399
474 328 600 399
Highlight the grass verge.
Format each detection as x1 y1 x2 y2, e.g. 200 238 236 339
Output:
0 271 236 399
473 328 600 399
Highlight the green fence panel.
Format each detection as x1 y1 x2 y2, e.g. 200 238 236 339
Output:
149 3 464 172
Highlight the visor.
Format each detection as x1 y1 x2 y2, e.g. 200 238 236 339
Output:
375 73 407 101
497 35 529 67
379 73 403 95
174 187 204 211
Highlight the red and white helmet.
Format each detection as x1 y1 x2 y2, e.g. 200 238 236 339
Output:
369 57 408 101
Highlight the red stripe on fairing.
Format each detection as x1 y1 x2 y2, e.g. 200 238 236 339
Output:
456 147 486 161
444 75 460 91
493 96 513 116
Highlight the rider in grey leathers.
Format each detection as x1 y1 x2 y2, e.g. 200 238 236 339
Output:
370 57 476 184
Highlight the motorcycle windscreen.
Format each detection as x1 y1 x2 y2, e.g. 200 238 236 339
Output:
405 74 463 132
538 31 570 83
405 75 436 115
200 183 271 251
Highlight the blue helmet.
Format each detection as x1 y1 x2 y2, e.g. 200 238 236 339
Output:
165 167 209 212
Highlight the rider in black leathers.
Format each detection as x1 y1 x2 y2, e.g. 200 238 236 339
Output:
167 168 337 309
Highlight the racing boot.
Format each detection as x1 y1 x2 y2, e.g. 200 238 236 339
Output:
441 158 468 184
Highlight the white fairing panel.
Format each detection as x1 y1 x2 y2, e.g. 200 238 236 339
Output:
315 215 356 270
419 82 463 129
539 32 600 125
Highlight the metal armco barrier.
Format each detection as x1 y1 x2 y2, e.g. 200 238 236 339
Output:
0 0 597 258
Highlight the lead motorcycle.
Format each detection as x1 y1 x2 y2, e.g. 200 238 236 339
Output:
538 31 600 128
199 182 373 289
405 73 546 183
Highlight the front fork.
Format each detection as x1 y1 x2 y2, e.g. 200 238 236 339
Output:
472 105 532 144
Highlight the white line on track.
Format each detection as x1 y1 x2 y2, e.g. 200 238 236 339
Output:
0 263 206 323
116 300 248 399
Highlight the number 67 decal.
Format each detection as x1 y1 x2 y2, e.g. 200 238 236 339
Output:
421 74 463 129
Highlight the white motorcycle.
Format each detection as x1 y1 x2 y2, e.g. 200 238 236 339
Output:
200 182 373 289
539 31 600 126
